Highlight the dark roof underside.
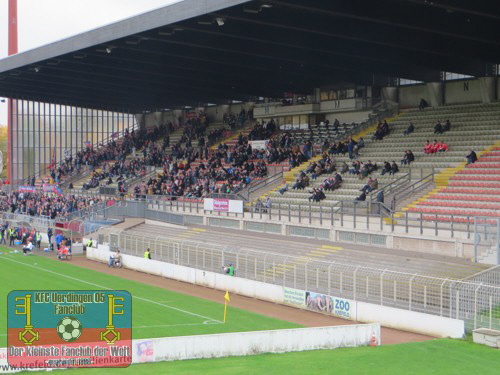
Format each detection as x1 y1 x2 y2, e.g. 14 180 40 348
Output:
0 0 499 112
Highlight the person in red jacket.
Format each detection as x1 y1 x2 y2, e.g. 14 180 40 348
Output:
437 141 448 152
424 140 434 154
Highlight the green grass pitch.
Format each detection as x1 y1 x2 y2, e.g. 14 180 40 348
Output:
0 248 301 347
15 339 500 375
1 247 498 375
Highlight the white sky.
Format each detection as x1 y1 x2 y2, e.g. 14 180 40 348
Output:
0 0 182 124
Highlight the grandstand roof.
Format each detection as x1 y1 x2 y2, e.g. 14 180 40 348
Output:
0 0 499 112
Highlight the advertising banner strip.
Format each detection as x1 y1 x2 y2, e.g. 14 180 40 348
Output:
283 287 356 320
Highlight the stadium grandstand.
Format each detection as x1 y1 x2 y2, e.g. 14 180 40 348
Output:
1 0 500 371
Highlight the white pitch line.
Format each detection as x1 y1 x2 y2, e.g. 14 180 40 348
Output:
0 256 222 323
135 321 220 329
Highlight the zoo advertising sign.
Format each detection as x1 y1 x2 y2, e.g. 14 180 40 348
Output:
283 287 356 320
7 290 132 369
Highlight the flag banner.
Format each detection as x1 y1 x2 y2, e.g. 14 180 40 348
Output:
18 186 36 193
7 290 132 369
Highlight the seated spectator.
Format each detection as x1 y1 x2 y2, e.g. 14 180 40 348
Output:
57 242 70 260
359 163 370 179
355 191 366 201
340 162 349 174
436 141 448 152
443 119 451 132
434 120 444 134
424 140 434 154
349 161 361 175
373 121 389 140
401 150 415 165
357 137 365 149
403 122 415 136
430 140 440 153
380 161 391 176
321 173 343 192
292 173 309 190
466 150 478 164
418 98 428 110
366 160 378 173
308 188 325 203
322 177 340 191
389 161 399 175
360 177 378 194
279 181 289 195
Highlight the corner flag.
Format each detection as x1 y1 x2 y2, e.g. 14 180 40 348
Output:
223 291 230 323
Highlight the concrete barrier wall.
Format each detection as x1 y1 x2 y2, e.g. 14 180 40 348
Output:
131 324 380 363
355 302 464 339
0 326 377 371
88 248 284 303
89 247 464 338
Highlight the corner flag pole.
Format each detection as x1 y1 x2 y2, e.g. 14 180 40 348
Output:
223 291 230 323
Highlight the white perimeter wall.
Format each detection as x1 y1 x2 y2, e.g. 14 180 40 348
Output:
0 324 378 371
131 324 379 364
89 247 464 339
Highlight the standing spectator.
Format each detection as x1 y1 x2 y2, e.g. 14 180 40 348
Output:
347 137 357 160
47 228 53 245
375 189 385 214
9 227 15 246
0 224 6 245
144 248 152 260
35 231 42 249
55 232 64 250
264 197 272 213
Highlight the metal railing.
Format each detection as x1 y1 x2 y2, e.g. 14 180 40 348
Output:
59 166 93 188
143 194 496 240
368 172 410 206
2 212 55 228
206 193 246 201
473 217 500 265
390 172 435 209
122 165 157 191
246 169 284 200
107 230 500 332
